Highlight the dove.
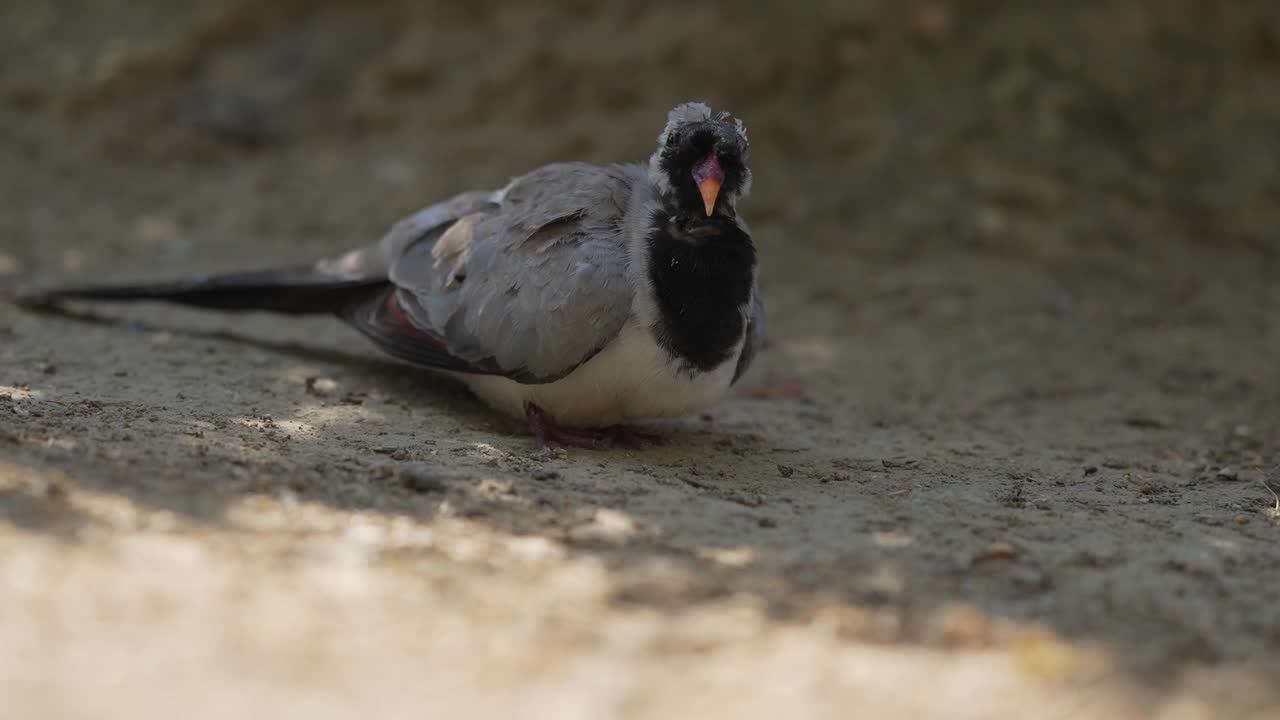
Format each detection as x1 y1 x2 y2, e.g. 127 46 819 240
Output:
29 102 764 449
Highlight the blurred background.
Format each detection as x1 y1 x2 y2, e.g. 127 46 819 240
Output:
6 0 1279 274
2 1 1279 718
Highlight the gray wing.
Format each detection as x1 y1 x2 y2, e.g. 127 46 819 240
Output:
732 291 765 384
357 163 641 383
316 190 500 280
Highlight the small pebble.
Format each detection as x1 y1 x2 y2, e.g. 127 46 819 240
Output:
304 376 338 396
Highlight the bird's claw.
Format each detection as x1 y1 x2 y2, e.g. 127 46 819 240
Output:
525 403 665 450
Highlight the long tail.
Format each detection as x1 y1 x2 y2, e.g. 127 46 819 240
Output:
22 266 387 315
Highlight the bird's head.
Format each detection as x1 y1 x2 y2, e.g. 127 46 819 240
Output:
648 102 752 219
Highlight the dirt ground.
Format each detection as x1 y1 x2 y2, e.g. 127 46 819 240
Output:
2 1 1279 718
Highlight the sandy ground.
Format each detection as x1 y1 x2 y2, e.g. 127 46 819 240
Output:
3 1 1280 718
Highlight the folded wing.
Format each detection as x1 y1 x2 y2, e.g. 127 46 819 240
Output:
342 163 640 384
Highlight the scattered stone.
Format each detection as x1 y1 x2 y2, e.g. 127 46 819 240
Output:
569 509 637 543
776 464 795 479
304 376 338 396
758 517 777 529
1130 474 1161 495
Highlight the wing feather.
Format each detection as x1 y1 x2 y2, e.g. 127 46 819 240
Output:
347 163 641 384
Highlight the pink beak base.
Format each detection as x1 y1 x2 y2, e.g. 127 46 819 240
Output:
692 154 725 216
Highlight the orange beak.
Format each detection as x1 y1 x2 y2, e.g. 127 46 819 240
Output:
692 154 725 217
698 176 722 217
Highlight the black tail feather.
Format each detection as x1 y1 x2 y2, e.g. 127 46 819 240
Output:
24 267 387 315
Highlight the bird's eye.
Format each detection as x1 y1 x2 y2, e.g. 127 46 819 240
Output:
666 131 681 147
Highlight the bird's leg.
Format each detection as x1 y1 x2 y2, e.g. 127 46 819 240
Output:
525 403 609 449
524 403 666 450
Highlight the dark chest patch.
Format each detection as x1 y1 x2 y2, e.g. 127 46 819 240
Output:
645 215 755 373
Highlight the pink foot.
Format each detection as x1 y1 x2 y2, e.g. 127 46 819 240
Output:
524 404 665 450
737 378 806 399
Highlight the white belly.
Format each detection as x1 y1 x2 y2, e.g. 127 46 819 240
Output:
454 321 742 427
